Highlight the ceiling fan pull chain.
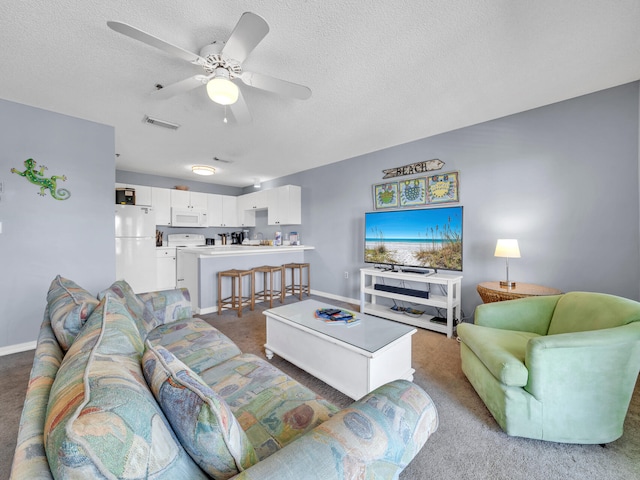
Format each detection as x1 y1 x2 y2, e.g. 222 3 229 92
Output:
223 105 228 124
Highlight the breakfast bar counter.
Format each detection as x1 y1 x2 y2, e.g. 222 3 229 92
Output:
177 245 314 314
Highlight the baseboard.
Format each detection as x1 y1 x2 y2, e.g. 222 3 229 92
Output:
198 290 359 315
0 340 37 357
196 306 217 315
310 289 360 307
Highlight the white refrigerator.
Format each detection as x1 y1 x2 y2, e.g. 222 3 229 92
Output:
115 205 157 293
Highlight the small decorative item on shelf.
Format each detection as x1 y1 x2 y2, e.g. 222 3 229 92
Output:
314 308 361 326
174 185 189 190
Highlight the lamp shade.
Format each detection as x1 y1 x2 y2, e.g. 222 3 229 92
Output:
494 239 521 258
206 77 239 105
191 165 216 176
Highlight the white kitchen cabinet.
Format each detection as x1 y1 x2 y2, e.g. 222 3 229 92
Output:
236 194 257 227
240 190 269 210
237 208 256 227
267 185 301 225
170 190 208 210
156 247 177 290
207 194 241 227
115 183 152 206
206 194 223 227
151 187 171 225
222 195 240 227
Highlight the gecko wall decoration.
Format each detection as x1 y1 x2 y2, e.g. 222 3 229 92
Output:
11 158 71 200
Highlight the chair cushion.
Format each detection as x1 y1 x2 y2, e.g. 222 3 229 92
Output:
47 275 99 351
147 318 242 374
143 342 258 479
548 291 640 335
457 323 539 387
44 294 206 479
199 353 339 460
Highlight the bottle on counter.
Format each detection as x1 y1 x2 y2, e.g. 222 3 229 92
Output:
275 231 282 246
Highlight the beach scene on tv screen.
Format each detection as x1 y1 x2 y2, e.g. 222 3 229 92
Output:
365 207 463 270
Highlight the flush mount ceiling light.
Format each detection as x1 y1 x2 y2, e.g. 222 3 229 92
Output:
206 70 239 105
192 165 216 176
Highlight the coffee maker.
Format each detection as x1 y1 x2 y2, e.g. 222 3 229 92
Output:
230 230 249 245
230 231 242 245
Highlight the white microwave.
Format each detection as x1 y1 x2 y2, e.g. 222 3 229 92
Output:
171 208 207 227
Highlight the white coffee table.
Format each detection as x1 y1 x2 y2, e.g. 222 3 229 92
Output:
263 299 416 400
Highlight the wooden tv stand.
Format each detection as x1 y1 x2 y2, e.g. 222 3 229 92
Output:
360 267 462 338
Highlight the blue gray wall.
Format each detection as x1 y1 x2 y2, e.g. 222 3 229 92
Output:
273 82 640 319
4 81 635 350
0 99 115 350
118 82 639 322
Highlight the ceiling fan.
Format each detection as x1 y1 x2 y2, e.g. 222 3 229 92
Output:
107 12 311 123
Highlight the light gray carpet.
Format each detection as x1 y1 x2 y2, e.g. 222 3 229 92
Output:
2 295 639 479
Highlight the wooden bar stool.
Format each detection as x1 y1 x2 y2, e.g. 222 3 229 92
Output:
253 265 285 308
283 262 310 300
217 269 254 317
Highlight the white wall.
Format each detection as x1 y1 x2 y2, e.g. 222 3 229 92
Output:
0 99 115 350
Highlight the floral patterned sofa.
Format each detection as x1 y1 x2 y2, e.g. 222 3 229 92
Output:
10 276 438 479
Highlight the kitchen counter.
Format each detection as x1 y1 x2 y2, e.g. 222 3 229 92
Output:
177 245 314 314
178 245 313 256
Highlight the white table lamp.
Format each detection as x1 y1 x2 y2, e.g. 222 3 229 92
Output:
494 239 521 288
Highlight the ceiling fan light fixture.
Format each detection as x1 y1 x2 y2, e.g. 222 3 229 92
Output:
206 77 239 105
191 165 216 176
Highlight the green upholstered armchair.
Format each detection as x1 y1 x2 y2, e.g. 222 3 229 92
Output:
457 291 640 444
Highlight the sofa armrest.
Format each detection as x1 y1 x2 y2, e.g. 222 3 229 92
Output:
138 288 193 326
10 310 61 480
525 323 640 402
232 380 438 480
474 295 561 335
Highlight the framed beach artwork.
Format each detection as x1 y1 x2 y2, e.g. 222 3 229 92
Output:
373 182 398 209
399 178 427 207
427 171 459 204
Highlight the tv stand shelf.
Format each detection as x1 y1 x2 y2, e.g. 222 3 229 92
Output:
360 267 462 338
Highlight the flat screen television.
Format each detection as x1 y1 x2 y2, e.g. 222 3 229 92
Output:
364 206 463 272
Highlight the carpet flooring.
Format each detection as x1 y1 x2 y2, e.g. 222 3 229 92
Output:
2 294 639 479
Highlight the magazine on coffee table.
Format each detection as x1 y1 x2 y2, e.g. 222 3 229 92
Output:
314 308 361 326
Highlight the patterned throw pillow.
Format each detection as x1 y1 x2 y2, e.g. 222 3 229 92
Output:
143 341 258 479
44 294 206 479
47 275 99 351
99 279 159 337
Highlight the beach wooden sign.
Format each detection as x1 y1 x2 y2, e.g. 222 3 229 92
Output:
382 159 444 179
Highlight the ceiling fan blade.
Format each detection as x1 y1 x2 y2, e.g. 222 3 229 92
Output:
229 88 252 124
107 21 207 66
221 12 269 63
240 71 312 100
152 75 211 99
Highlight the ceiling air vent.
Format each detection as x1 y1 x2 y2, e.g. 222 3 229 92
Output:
142 115 180 130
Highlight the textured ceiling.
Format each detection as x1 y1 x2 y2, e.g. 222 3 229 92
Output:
1 1 639 187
